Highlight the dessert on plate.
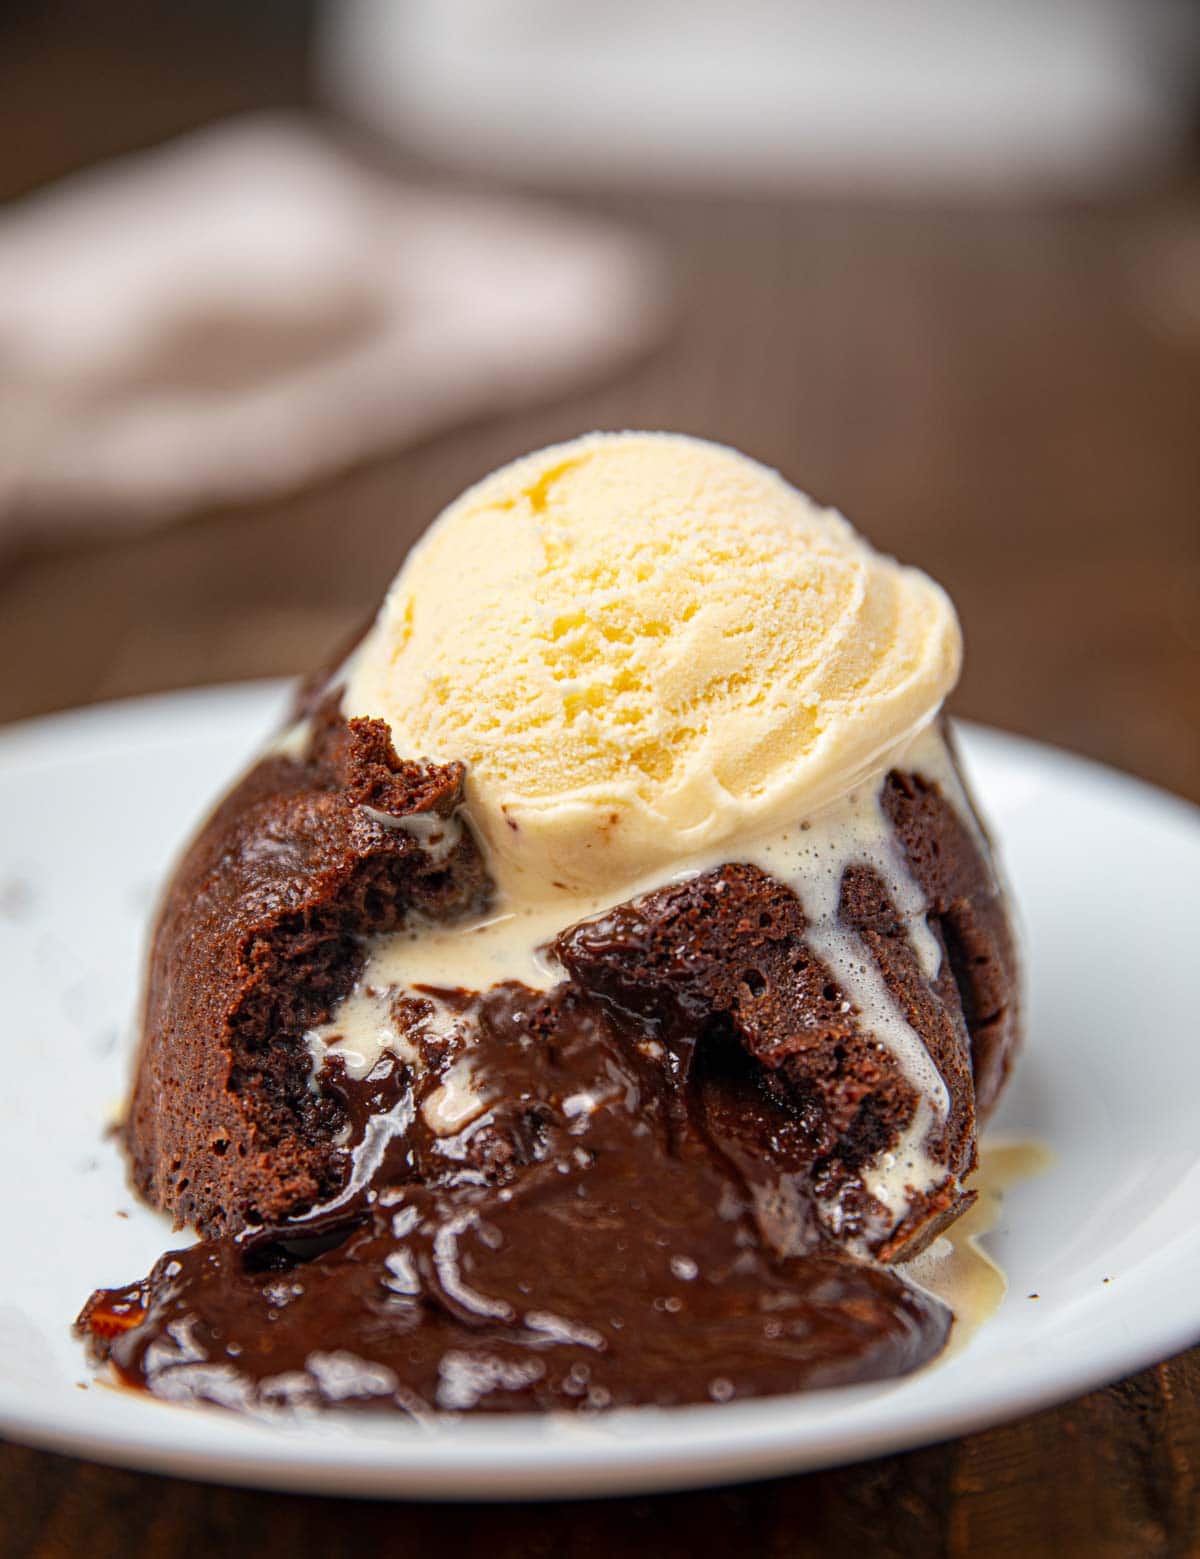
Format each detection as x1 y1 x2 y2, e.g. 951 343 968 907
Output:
79 433 1020 1415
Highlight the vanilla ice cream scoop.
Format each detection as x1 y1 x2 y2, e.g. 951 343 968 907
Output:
343 432 961 897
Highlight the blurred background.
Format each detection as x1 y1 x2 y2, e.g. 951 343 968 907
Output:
0 0 1197 801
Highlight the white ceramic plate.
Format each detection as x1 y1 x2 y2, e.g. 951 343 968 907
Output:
0 683 1197 1500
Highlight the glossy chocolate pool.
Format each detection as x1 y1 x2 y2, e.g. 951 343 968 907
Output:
80 978 949 1415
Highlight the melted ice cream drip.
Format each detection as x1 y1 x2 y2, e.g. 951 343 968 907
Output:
306 985 462 1082
365 807 463 864
303 722 982 1245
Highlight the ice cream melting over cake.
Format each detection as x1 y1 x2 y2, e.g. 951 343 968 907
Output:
316 434 972 1248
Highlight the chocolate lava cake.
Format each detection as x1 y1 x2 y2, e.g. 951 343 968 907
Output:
79 686 1020 1415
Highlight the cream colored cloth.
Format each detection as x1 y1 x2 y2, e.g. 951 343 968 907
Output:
0 115 666 540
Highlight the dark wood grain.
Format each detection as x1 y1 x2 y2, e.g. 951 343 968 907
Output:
1 7 1197 1556
1 1352 1197 1558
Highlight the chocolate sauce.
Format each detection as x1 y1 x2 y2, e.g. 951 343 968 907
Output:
80 979 949 1415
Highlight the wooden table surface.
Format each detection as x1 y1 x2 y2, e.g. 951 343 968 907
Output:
1 7 1197 1556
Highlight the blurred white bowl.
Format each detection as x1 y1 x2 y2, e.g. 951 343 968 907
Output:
321 0 1200 196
